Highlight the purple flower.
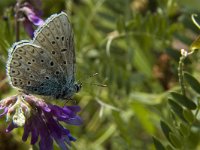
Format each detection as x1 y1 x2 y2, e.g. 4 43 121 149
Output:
17 2 44 38
0 94 82 150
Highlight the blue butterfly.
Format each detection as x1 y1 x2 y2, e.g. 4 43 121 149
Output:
6 12 81 99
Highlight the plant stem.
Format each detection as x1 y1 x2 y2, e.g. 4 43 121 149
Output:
15 0 21 42
178 55 186 96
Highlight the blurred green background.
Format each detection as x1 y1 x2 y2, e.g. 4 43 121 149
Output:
0 0 200 150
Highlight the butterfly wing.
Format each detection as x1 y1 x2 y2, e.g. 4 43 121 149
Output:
33 12 75 83
7 12 76 98
7 41 65 97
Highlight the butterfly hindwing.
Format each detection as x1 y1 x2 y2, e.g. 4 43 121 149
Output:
7 42 65 96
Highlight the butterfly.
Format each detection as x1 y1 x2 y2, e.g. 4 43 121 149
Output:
6 12 82 99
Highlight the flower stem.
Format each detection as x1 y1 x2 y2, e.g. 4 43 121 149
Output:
178 55 186 96
14 0 21 41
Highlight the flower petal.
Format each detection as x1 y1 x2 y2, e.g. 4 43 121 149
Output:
0 107 8 117
23 95 51 112
67 133 76 141
0 105 5 110
45 113 63 138
20 6 44 26
22 118 32 141
49 105 69 119
39 136 53 150
64 116 83 125
27 13 44 26
37 115 53 150
23 20 35 38
63 106 81 114
30 119 39 144
45 112 74 150
6 122 17 133
55 138 69 150
62 129 76 144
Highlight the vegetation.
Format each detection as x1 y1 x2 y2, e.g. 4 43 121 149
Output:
0 0 200 149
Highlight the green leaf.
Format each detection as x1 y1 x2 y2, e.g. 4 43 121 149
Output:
190 35 200 51
168 99 186 122
169 132 182 148
160 120 172 141
184 72 200 94
171 92 197 110
183 109 195 123
179 122 190 137
153 137 166 150
116 15 125 33
165 144 175 150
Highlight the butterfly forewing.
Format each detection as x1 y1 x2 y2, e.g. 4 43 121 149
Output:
33 12 75 82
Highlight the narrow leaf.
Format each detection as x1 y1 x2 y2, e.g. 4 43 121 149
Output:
184 72 200 94
160 121 172 141
179 123 189 137
171 92 197 110
165 145 175 150
116 15 125 33
153 137 166 150
168 99 186 122
169 132 182 148
183 109 195 123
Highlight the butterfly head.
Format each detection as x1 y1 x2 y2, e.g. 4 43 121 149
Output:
74 82 82 93
61 82 82 99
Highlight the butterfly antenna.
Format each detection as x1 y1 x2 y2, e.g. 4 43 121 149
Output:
81 82 107 87
78 73 107 87
89 72 99 78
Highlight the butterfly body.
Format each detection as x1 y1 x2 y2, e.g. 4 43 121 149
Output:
6 12 81 99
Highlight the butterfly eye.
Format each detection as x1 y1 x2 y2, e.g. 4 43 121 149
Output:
75 83 82 93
